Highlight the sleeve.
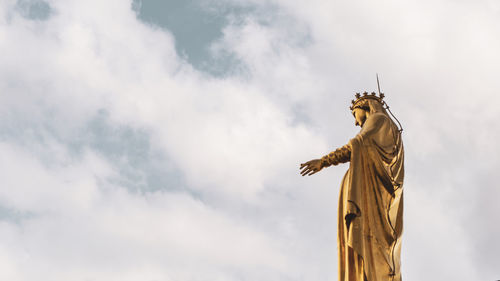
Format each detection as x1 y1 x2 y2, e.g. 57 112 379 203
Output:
321 144 351 167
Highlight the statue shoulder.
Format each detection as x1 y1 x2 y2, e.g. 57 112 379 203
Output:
369 112 390 121
364 112 389 127
358 112 394 140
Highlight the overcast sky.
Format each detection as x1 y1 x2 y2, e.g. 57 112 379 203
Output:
1 0 499 280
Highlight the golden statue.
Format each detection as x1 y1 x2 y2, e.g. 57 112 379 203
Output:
300 90 404 281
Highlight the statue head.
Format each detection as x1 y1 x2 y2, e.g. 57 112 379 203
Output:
350 92 386 127
352 107 368 127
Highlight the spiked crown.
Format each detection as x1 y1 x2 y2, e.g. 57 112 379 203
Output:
350 91 385 111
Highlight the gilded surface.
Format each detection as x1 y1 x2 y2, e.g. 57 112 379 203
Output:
300 96 404 281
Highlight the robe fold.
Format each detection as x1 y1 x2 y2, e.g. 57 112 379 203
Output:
337 102 404 281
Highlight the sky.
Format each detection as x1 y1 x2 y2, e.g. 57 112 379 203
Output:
0 0 499 280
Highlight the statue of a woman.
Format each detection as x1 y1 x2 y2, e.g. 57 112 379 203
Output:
300 93 404 281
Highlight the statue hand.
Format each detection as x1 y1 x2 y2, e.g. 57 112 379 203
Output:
300 159 324 176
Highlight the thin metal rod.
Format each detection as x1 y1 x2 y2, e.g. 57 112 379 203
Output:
376 73 381 96
386 105 404 133
377 73 403 133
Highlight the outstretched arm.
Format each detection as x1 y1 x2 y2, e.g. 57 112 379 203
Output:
300 144 352 176
321 144 351 167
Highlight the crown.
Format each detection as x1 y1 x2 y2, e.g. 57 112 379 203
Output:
349 91 385 110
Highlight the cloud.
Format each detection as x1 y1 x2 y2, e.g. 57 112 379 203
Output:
0 141 288 280
0 0 499 280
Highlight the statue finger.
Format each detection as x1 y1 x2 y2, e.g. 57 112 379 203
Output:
309 169 319 176
301 167 311 176
300 163 309 169
305 168 316 176
308 168 319 176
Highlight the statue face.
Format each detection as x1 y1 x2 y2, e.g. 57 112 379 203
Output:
353 108 367 127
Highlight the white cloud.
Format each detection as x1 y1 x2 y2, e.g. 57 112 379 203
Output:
0 0 499 280
0 140 292 280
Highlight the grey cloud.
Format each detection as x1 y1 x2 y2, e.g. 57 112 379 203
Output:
133 0 251 76
77 110 187 194
0 205 34 224
15 0 51 21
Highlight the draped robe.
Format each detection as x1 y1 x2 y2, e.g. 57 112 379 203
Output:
337 102 404 281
